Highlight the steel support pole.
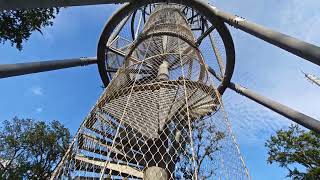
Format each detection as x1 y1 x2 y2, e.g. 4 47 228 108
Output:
135 10 143 39
3 0 320 67
196 24 215 45
229 82 320 133
208 66 320 133
304 73 320 87
0 57 97 79
208 5 320 66
204 22 225 77
108 14 131 46
0 0 131 10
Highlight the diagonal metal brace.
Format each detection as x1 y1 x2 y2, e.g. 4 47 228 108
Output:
207 67 320 134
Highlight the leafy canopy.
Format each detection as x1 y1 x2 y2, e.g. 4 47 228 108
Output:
0 8 59 50
265 124 320 179
0 117 71 179
176 118 225 179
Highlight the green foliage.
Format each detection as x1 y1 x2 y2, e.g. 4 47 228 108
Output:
176 118 225 179
265 124 320 179
0 117 71 179
0 8 59 50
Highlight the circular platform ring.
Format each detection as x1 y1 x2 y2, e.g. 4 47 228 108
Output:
97 0 235 95
122 31 208 83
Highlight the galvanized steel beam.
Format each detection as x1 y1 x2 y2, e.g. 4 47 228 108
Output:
208 5 320 67
196 24 215 45
0 0 131 10
2 0 319 67
207 67 320 133
303 72 320 87
108 14 131 46
0 57 97 78
229 82 320 134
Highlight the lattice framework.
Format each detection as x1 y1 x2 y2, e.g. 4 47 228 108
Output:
52 4 249 180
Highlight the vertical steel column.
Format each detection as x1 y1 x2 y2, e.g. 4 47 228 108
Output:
135 10 143 39
143 61 170 180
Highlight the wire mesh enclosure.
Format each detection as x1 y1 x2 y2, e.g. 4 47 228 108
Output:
52 4 249 180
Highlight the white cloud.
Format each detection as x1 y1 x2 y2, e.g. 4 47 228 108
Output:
278 0 320 44
30 86 44 96
36 107 43 113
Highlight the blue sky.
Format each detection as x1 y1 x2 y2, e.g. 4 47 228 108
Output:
0 0 320 179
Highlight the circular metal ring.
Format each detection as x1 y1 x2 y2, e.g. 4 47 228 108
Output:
97 0 235 95
123 31 207 82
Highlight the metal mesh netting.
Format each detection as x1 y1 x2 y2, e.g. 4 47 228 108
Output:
52 4 249 180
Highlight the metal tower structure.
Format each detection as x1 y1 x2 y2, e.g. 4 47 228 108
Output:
303 72 320 87
51 4 249 179
1 0 320 179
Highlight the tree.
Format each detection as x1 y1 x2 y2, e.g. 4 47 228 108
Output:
0 8 60 50
0 117 71 179
265 124 320 179
175 118 225 179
